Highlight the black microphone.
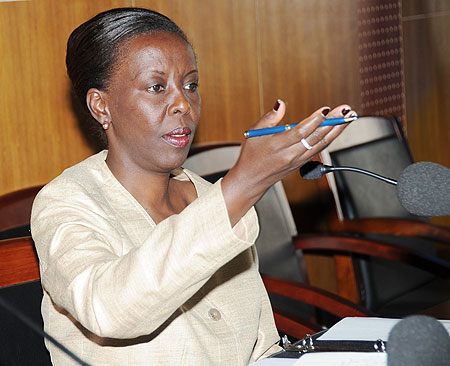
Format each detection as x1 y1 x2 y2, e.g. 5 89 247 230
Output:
387 315 450 366
299 161 398 185
300 161 450 217
397 161 450 217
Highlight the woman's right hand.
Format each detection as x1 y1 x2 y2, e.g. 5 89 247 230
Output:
221 99 356 226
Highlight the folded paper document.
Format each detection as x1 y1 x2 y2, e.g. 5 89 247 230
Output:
317 317 450 342
249 317 450 366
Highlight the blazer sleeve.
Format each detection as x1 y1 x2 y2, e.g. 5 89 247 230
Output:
250 249 283 362
31 177 259 339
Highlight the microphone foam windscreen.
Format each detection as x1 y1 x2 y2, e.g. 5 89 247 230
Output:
387 315 450 366
300 161 324 179
397 161 450 216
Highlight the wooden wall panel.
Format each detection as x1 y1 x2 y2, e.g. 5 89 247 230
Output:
0 0 133 195
402 0 450 226
4 1 446 210
258 0 361 121
257 0 361 233
257 0 361 292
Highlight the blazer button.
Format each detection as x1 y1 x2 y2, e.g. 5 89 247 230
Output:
208 308 221 321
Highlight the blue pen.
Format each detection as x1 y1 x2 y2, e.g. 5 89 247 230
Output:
244 116 358 138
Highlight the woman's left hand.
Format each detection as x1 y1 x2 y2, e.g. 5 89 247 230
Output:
221 100 357 226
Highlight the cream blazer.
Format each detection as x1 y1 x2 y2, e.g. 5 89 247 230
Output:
31 150 281 365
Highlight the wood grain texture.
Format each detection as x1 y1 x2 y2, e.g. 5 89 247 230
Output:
402 0 450 16
334 255 360 303
258 0 361 119
257 0 361 204
0 185 43 232
2 0 447 214
262 274 373 338
330 217 450 243
295 234 450 279
0 237 40 287
0 0 133 195
401 1 450 227
262 275 373 316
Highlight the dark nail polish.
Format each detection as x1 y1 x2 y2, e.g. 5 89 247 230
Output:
321 107 330 116
273 100 280 111
342 107 351 116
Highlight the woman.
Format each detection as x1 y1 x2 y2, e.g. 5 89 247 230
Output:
31 8 356 366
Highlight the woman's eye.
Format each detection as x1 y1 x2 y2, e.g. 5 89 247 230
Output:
147 84 165 93
184 83 199 92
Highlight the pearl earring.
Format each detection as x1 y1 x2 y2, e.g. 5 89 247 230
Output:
102 121 111 130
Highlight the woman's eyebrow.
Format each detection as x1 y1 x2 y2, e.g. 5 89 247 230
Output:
133 69 198 80
132 69 166 80
185 69 199 78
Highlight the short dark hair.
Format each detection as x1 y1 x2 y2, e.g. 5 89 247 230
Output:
66 8 190 147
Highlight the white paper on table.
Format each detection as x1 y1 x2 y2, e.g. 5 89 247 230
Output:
295 352 387 366
249 317 450 365
248 358 299 365
248 352 387 366
317 317 450 342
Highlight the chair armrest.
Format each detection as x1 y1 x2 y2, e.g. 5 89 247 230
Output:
270 307 323 340
0 236 40 287
293 234 450 279
0 185 44 232
329 218 450 244
262 275 374 340
262 275 374 318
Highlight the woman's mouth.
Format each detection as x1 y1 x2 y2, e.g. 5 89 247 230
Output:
162 127 192 148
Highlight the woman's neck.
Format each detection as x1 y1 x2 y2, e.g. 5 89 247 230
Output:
105 153 196 223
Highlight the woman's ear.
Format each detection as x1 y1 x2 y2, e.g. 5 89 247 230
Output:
86 88 111 126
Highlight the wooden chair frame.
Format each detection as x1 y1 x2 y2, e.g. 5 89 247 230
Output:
0 185 43 234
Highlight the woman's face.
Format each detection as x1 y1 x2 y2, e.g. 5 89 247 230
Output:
102 32 201 174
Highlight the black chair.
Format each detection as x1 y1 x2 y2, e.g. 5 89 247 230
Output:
0 187 53 364
319 116 450 316
0 236 52 366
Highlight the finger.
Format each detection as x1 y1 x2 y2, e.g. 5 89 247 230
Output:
327 104 353 118
306 104 353 142
301 107 357 152
315 109 357 150
250 99 287 130
281 106 330 146
306 123 348 154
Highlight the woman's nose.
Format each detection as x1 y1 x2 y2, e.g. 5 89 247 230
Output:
168 89 190 116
